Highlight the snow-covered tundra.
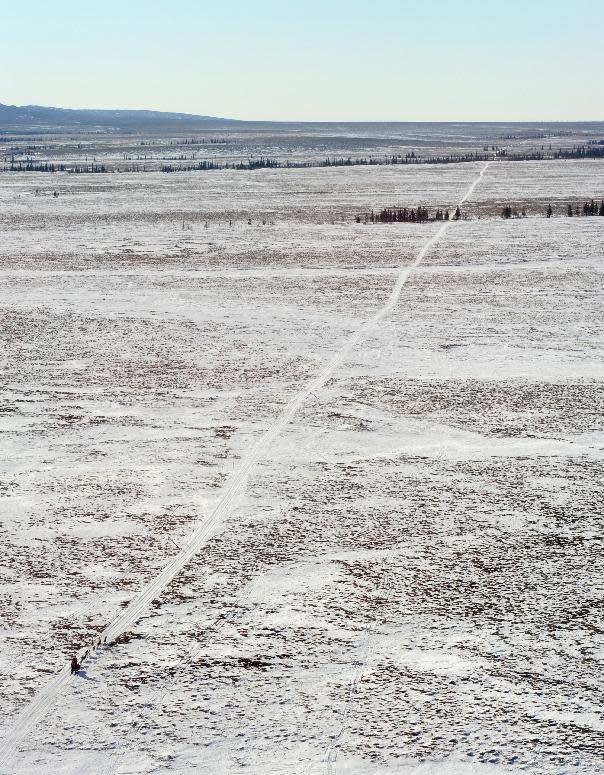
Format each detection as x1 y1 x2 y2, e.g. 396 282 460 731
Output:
0 146 603 774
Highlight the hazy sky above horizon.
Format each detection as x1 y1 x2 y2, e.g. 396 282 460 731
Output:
2 0 601 121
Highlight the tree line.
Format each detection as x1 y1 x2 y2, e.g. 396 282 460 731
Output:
565 200 604 216
501 206 527 218
3 159 65 172
360 201 603 223
543 201 604 218
1 158 108 173
358 206 462 224
555 146 604 160
500 201 604 218
4 143 604 175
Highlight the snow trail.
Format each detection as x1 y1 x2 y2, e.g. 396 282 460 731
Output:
0 161 491 771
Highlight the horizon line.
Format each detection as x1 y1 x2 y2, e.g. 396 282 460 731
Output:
2 103 604 125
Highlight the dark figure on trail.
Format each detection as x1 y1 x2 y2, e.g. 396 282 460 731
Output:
70 656 80 674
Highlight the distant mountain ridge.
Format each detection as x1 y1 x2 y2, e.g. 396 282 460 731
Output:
0 103 232 128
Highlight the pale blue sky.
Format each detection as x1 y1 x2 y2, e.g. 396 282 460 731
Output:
2 0 601 120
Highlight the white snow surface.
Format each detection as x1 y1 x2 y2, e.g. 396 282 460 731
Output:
0 156 603 774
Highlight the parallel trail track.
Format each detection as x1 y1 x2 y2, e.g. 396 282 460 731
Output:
0 160 491 773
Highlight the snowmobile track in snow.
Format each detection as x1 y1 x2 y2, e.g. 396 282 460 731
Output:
0 161 491 773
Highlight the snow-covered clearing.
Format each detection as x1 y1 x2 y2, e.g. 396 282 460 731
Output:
0 155 603 774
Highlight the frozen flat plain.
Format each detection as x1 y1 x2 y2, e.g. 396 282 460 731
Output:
2 120 604 171
0 155 603 775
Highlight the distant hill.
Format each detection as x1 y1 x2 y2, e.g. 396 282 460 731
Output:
0 103 233 129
